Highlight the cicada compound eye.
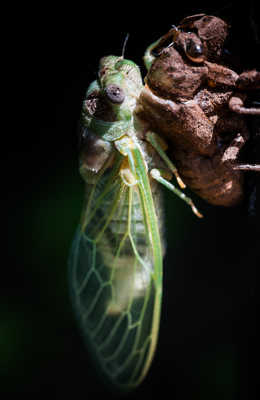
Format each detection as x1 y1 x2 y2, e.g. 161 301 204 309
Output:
185 38 204 63
104 84 125 104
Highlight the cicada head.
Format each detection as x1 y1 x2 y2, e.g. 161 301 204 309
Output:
98 56 143 111
179 14 229 63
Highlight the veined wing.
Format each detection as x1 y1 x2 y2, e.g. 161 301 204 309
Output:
69 154 163 391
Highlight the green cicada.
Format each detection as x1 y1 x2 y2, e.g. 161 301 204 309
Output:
69 54 202 392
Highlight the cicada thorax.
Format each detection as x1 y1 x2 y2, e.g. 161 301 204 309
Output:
69 56 164 391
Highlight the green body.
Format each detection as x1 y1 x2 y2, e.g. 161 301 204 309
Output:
69 56 165 391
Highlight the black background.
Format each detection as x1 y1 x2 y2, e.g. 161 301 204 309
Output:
4 1 258 399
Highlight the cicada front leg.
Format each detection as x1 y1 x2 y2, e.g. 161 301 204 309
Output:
228 95 260 173
150 168 203 218
143 27 179 70
145 131 203 218
146 131 186 188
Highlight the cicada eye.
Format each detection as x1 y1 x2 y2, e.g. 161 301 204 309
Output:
104 84 125 104
185 39 204 63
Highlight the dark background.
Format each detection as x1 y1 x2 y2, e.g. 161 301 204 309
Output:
4 1 258 399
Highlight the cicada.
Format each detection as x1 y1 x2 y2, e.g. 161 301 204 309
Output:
69 55 202 392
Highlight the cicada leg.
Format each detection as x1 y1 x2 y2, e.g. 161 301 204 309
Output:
143 27 179 70
150 168 203 218
119 157 138 186
146 131 186 189
229 95 260 115
232 164 260 171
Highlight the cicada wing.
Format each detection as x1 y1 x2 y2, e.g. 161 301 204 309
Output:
69 175 162 391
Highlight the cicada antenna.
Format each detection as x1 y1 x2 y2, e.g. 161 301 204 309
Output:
121 33 130 58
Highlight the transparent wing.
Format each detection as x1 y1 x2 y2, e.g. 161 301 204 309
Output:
69 163 162 391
